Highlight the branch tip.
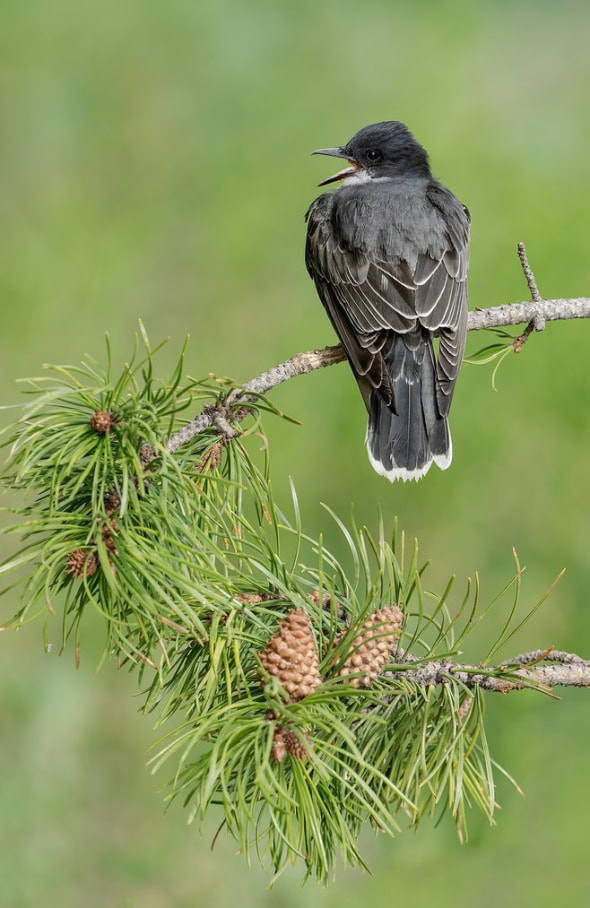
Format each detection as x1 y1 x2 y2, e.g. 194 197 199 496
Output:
517 242 542 304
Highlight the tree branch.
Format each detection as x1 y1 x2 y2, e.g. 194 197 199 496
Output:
166 346 347 455
466 296 590 331
236 597 590 695
393 649 590 694
165 291 590 456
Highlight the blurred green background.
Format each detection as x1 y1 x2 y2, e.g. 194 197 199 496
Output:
2 0 590 904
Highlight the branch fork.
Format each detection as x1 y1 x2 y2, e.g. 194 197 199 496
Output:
514 242 546 352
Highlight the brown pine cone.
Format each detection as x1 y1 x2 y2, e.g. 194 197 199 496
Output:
270 727 287 763
103 490 121 516
339 605 403 688
260 608 322 701
65 548 99 579
100 519 119 559
196 441 223 473
270 725 311 762
282 727 311 761
90 410 114 433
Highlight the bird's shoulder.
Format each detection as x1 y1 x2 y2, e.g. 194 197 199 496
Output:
426 181 470 249
305 191 333 227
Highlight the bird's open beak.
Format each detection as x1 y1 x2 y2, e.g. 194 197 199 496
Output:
312 147 363 186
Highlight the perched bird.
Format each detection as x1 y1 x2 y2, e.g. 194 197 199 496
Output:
305 121 470 481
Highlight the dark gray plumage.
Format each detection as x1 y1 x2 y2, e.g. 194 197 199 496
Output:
305 121 470 481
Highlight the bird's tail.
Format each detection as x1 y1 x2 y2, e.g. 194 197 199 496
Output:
366 328 451 482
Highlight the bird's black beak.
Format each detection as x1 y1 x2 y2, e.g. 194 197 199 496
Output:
312 147 363 186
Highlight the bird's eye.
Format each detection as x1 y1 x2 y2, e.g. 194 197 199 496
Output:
366 149 382 162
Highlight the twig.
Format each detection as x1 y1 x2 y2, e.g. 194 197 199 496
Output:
517 242 542 303
467 296 590 330
165 346 346 456
233 345 348 401
514 242 546 352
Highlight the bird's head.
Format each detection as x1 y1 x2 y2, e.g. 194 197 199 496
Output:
312 121 431 186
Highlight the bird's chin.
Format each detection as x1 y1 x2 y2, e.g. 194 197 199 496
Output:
318 163 365 186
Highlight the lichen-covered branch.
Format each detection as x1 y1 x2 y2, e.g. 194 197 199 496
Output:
166 346 346 455
466 296 590 332
394 649 590 693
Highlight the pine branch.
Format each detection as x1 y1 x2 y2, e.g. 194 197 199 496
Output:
2 317 588 880
165 345 346 456
467 296 590 331
393 649 590 693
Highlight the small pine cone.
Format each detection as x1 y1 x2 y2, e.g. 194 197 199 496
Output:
260 608 322 701
103 490 121 516
101 517 117 538
339 605 403 688
282 727 311 761
100 519 119 558
309 589 347 621
139 443 156 467
458 696 473 722
238 592 265 605
270 727 287 763
90 410 114 433
308 589 330 608
196 441 223 473
65 548 99 579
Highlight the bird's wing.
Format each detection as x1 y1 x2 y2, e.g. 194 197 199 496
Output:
422 183 470 414
305 186 470 415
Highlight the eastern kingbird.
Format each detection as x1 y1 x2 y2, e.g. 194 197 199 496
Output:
305 121 470 481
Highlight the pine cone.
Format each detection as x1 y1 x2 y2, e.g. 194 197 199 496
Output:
308 589 331 609
90 410 114 433
309 589 346 621
339 605 403 688
139 443 156 467
237 592 273 606
282 727 311 761
100 519 119 559
260 608 322 701
103 490 121 516
270 725 311 762
65 548 99 579
270 727 287 763
196 441 223 473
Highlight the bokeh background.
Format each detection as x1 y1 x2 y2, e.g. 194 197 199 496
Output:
2 1 590 905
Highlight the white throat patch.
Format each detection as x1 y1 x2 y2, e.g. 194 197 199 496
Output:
341 170 391 186
341 169 373 186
